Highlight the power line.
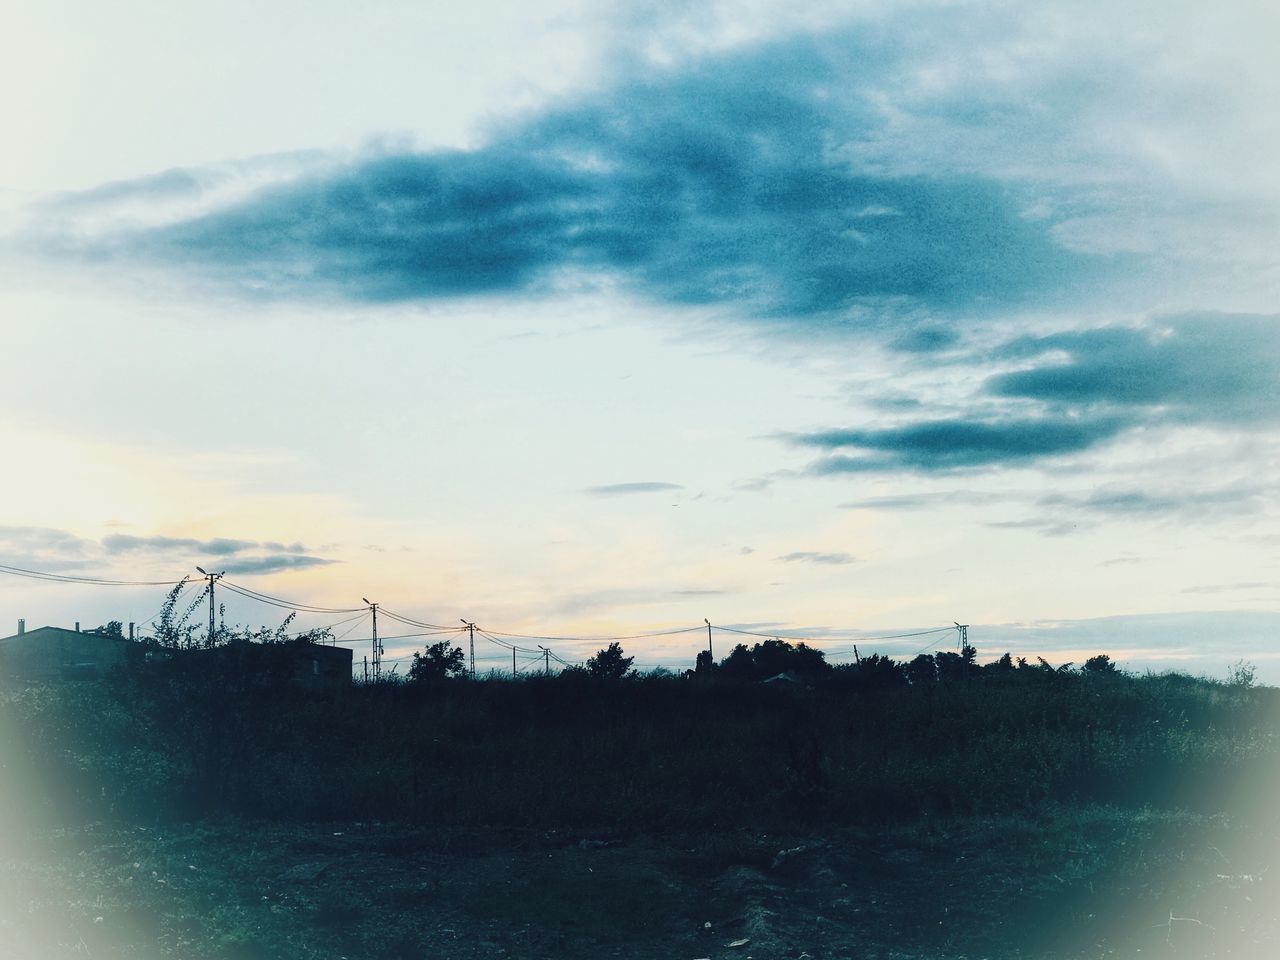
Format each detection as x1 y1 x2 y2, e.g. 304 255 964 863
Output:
716 624 957 647
0 562 186 587
218 579 367 614
482 625 706 643
377 608 452 630
2 560 971 668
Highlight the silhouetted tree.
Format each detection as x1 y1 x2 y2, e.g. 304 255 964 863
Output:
935 650 969 682
905 653 937 686
718 643 756 680
586 642 634 680
717 639 830 681
984 652 1015 674
91 620 125 639
851 653 907 689
408 640 467 683
1082 654 1117 674
693 649 715 675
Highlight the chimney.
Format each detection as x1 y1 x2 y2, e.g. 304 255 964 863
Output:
75 621 80 632
17 619 24 636
129 622 135 641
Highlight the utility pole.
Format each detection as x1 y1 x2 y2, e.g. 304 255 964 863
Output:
364 598 380 681
195 567 225 646
538 644 550 675
955 622 969 651
513 646 517 678
705 618 713 662
461 620 476 679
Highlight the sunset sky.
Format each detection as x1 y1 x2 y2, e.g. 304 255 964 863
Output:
2 1 1277 677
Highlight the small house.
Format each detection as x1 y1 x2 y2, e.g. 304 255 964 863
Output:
0 622 131 681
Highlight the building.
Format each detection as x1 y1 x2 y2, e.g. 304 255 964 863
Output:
0 622 131 681
0 620 353 688
234 640 353 690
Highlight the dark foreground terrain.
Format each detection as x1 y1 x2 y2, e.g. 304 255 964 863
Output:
1 808 1276 959
1 657 1277 957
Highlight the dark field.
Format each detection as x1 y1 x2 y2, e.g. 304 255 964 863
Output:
1 660 1277 958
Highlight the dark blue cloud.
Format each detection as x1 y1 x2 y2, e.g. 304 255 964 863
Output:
987 313 1280 426
792 416 1124 473
789 312 1280 477
45 34 1106 318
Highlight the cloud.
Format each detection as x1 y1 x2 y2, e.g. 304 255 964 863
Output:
986 517 1084 538
984 483 1269 537
792 416 1124 473
103 534 260 556
1037 485 1269 518
99 534 333 574
1181 582 1272 595
0 526 91 557
0 526 94 572
219 555 337 575
33 30 1107 321
583 481 684 496
788 312 1280 479
988 313 1280 428
776 551 856 565
839 490 1003 510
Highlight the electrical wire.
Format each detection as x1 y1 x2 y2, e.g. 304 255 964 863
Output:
716 624 957 647
0 562 186 587
377 608 452 630
217 579 366 614
5 560 970 665
482 624 706 643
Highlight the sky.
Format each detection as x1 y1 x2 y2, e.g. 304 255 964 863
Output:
1 0 1278 678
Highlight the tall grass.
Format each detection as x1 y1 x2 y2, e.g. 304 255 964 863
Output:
2 663 1276 831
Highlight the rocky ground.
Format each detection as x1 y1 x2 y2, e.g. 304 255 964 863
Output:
0 808 1276 959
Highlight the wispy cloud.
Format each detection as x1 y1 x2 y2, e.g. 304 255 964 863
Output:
982 482 1270 537
792 417 1124 474
988 314 1280 429
100 533 333 575
839 491 1003 510
1181 582 1273 595
0 525 93 572
776 551 856 565
1037 485 1269 518
103 534 260 556
0 526 91 558
219 555 337 575
583 481 683 496
789 312 1280 478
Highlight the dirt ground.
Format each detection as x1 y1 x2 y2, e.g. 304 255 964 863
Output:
1 809 1276 959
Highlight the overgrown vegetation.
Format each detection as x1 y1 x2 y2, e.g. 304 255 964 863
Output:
2 631 1277 959
2 637 1275 832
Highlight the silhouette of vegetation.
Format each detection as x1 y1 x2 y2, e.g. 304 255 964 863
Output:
716 638 830 681
585 641 634 680
1083 653 1117 673
407 640 466 683
2 634 1275 834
